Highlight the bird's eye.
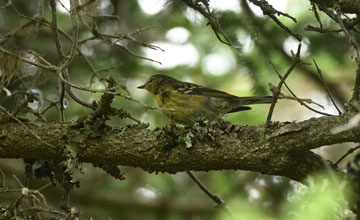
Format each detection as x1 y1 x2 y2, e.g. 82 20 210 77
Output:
149 79 154 83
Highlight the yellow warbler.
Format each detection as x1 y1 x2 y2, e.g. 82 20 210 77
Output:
138 74 273 124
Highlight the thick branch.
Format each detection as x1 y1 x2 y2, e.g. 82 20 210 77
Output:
0 114 358 182
310 0 360 14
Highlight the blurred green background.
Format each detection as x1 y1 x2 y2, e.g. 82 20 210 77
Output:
0 0 357 219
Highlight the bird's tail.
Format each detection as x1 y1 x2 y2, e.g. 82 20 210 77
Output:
228 96 273 113
236 96 274 105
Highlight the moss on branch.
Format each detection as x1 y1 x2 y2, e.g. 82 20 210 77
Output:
0 114 358 182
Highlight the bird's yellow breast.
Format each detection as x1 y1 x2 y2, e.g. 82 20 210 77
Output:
153 89 208 123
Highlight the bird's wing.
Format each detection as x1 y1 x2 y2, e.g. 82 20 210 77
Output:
180 83 239 99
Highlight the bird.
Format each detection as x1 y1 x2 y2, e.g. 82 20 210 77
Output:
138 74 273 124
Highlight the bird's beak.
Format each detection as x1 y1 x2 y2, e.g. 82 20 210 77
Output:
137 84 145 89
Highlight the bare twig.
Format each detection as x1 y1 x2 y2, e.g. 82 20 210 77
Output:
0 46 56 72
313 59 342 115
186 171 224 205
50 0 65 59
0 188 22 193
50 0 66 121
312 2 322 30
97 64 123 73
56 0 70 13
59 0 81 115
0 20 35 45
0 105 54 148
332 5 360 103
248 0 301 41
40 99 60 115
77 12 163 64
0 169 5 189
334 8 360 63
335 145 360 166
0 0 11 8
52 0 92 117
37 182 52 192
99 26 164 51
19 206 66 217
61 188 72 211
181 0 231 46
103 38 162 64
353 66 360 101
266 44 302 126
12 175 24 188
304 25 342 33
186 171 233 218
37 0 44 16
279 94 324 109
269 60 334 116
76 0 96 11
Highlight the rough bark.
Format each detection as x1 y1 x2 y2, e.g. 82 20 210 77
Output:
310 0 360 13
0 113 358 182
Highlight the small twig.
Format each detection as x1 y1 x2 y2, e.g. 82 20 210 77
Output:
50 0 66 121
181 0 231 46
57 72 118 94
313 59 342 115
0 188 22 193
93 26 164 52
332 6 360 102
186 171 233 219
0 0 11 8
56 0 70 13
0 46 56 72
269 60 333 117
0 169 5 189
97 64 123 73
12 175 24 188
266 44 302 126
53 0 83 118
304 25 342 33
335 145 360 166
78 13 163 63
0 20 35 45
76 0 96 11
19 206 66 217
8 195 25 212
248 0 301 41
103 38 162 64
186 171 224 204
37 182 52 192
37 0 44 16
335 8 360 63
40 99 60 115
279 94 324 109
50 0 65 59
0 105 54 148
312 2 322 30
27 50 53 67
268 15 302 41
353 66 360 103
61 188 72 211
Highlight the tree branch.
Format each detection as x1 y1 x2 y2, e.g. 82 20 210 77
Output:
310 0 360 14
0 113 358 182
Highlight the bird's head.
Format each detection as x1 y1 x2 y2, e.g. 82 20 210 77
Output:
138 74 175 94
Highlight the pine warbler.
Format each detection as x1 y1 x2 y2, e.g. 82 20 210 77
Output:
138 74 273 124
